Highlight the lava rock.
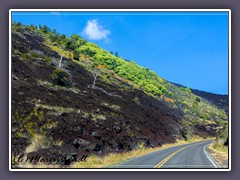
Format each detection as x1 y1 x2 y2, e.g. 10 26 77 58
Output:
62 153 77 165
114 126 122 133
93 144 102 152
91 131 101 139
72 138 90 149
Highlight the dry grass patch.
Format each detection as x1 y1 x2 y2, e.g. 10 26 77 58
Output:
35 103 75 115
71 136 208 168
25 135 50 153
37 79 80 94
208 144 228 168
13 162 61 169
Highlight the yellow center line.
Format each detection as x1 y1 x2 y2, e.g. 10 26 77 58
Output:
154 142 203 168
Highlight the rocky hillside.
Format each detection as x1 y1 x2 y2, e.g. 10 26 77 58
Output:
11 22 228 166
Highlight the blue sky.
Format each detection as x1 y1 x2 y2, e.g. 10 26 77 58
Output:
12 11 229 94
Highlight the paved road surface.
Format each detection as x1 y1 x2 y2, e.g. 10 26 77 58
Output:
113 140 220 169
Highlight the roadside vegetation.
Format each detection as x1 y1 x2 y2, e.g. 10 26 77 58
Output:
71 136 209 168
207 122 228 168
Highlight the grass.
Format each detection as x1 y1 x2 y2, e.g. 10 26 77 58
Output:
12 160 61 169
37 79 80 94
91 113 106 121
25 134 52 153
212 143 228 153
35 103 75 115
100 102 121 111
25 134 64 154
71 136 210 168
35 101 98 121
208 143 228 168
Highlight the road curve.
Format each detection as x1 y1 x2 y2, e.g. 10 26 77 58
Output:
113 140 220 169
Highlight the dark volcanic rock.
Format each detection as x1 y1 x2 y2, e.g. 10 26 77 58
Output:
91 131 101 139
11 27 221 166
72 138 90 150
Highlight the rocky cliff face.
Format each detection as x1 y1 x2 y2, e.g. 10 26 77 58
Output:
11 26 223 165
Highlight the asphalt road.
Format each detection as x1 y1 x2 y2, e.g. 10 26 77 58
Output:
113 140 220 169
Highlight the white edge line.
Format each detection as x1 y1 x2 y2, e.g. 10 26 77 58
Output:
203 145 221 168
9 10 12 172
228 9 231 171
8 8 231 172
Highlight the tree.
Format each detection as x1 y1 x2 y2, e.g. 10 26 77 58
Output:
195 97 201 102
39 25 50 33
53 28 57 34
49 33 59 43
65 39 75 51
89 64 101 87
73 50 80 60
16 22 22 26
29 24 36 30
58 55 63 68
60 34 66 40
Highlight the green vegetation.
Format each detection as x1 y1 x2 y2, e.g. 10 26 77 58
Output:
100 102 121 111
13 22 171 98
12 107 56 138
50 68 71 87
35 103 75 115
213 121 228 153
12 22 228 141
195 97 201 102
179 87 192 94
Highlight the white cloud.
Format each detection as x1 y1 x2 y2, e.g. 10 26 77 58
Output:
50 12 60 15
82 19 110 40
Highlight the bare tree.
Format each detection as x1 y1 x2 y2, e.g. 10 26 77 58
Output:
90 70 100 88
88 64 120 98
52 54 65 69
58 55 63 68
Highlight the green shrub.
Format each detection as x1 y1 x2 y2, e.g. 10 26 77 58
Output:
12 107 55 138
180 87 191 94
192 101 198 109
23 51 38 61
182 100 188 107
195 97 201 102
50 68 71 87
73 50 80 60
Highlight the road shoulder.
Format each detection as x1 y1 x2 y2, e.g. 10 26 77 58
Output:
207 144 228 168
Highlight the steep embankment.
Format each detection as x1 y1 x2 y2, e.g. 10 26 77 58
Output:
11 23 228 166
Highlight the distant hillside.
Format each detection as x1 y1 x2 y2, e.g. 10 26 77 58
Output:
172 83 228 115
11 22 228 166
191 89 228 114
